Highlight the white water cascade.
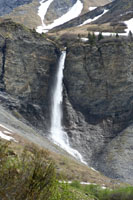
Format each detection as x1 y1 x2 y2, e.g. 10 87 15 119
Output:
50 51 87 165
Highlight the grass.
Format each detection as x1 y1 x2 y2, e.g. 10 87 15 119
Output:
70 180 133 200
0 140 93 200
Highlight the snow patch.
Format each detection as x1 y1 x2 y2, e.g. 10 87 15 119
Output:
94 18 133 37
0 124 17 142
0 131 16 141
37 0 83 33
0 124 13 132
79 9 109 26
3 130 12 135
94 32 116 36
81 37 88 42
89 7 97 11
124 18 133 34
36 0 54 33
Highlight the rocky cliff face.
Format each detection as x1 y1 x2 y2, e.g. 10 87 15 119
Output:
63 37 133 183
0 18 133 184
0 19 59 131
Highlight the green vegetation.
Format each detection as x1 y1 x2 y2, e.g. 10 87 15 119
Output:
0 141 90 200
0 141 56 200
88 32 97 45
88 32 104 46
70 180 133 200
0 140 133 200
97 32 104 41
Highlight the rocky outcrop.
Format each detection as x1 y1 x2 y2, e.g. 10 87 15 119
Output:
63 37 133 183
95 0 133 24
94 124 133 184
0 19 59 131
45 0 76 23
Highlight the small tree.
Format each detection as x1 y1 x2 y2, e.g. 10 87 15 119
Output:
98 32 104 41
128 30 132 38
116 33 119 38
88 32 96 45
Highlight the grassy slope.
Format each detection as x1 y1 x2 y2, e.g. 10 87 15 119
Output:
4 137 116 187
2 0 41 29
0 139 132 200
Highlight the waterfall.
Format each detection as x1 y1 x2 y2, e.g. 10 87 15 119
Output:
50 51 87 165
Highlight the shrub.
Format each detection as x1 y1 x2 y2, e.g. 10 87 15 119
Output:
0 141 57 200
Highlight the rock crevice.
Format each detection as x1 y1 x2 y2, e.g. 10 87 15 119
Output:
0 39 7 91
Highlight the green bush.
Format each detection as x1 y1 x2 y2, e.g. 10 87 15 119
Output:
0 141 57 200
0 142 89 200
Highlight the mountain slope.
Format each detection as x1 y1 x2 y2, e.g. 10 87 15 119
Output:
0 0 33 16
0 0 112 29
50 0 133 34
0 0 133 185
0 18 133 184
95 0 133 24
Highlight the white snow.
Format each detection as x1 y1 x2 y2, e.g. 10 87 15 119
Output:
36 0 54 33
36 0 83 33
0 124 13 132
0 124 17 142
94 32 116 36
89 7 97 11
79 9 109 26
91 167 98 172
81 37 88 42
124 18 133 34
0 131 15 141
94 18 133 37
3 130 12 135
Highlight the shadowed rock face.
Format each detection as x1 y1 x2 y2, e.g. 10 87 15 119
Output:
95 0 133 24
0 20 59 131
63 38 133 183
64 39 133 131
0 0 33 16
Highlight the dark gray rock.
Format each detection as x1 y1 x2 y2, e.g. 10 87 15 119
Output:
0 19 59 131
0 0 33 16
63 38 133 183
94 125 133 184
45 0 76 22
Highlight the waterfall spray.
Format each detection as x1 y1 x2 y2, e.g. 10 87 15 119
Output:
50 51 87 165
